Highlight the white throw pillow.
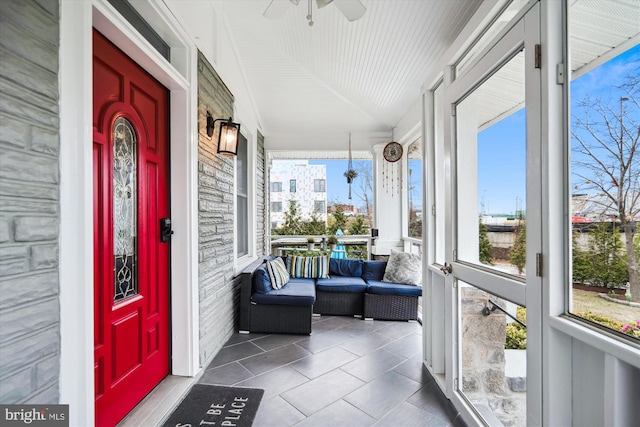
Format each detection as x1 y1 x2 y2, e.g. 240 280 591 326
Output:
266 257 290 290
382 249 422 285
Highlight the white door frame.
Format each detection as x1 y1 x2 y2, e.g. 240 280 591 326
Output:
59 1 199 425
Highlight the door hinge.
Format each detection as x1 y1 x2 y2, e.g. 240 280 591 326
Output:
432 205 436 216
451 104 456 116
536 253 543 277
556 62 565 84
535 44 542 69
454 378 459 389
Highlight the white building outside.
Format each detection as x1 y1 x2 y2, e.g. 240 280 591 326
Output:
270 160 327 228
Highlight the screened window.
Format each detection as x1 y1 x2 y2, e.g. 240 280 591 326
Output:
314 179 326 192
407 139 423 239
271 202 282 212
314 200 325 212
236 132 248 257
568 8 640 342
290 179 296 193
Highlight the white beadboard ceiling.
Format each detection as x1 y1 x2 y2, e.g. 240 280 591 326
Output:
212 0 483 138
172 0 639 154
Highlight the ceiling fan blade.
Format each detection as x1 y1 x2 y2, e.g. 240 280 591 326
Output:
315 0 334 9
263 0 293 19
333 0 366 21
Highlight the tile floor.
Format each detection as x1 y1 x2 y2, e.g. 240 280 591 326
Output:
198 315 466 427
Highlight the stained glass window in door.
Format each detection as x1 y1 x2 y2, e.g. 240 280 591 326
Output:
113 117 138 302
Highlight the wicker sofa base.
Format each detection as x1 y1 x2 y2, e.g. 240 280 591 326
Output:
364 293 419 321
313 291 364 316
248 303 313 334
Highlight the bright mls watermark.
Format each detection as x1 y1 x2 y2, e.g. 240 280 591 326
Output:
1 405 68 426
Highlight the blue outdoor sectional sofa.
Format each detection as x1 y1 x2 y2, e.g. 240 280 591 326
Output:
239 255 422 335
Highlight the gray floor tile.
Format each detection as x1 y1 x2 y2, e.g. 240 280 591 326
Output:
375 321 422 340
281 369 365 416
290 346 360 379
199 361 254 386
224 332 265 347
253 396 305 427
340 330 400 356
407 381 459 422
381 332 423 359
252 333 304 352
337 319 389 336
340 348 407 382
393 353 434 384
295 329 353 353
311 315 359 333
239 343 311 376
373 401 439 427
293 399 376 427
344 371 422 419
191 317 462 427
236 366 309 400
208 341 264 368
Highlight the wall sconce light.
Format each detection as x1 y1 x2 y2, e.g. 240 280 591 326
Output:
206 111 241 156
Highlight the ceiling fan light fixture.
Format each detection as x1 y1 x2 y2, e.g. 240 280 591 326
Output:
264 0 365 24
316 0 334 9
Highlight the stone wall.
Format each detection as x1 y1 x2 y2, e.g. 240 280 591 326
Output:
0 0 61 404
460 287 526 426
198 51 261 365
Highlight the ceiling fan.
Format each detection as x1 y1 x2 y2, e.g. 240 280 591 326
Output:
263 0 366 26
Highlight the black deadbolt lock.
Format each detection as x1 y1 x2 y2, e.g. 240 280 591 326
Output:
160 218 174 242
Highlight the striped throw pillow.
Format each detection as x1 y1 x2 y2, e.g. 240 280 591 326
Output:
266 257 290 290
287 255 329 279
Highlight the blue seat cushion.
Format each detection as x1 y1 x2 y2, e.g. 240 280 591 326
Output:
366 280 422 296
316 276 367 293
362 261 387 281
251 279 316 306
329 258 363 277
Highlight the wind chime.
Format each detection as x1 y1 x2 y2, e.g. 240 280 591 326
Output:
344 133 357 199
382 128 403 197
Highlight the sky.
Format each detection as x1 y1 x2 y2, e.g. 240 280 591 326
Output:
308 159 373 208
478 43 640 215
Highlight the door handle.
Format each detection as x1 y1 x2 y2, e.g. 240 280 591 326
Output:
160 218 173 242
440 262 452 276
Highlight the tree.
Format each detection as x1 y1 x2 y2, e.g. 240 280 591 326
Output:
328 202 348 235
510 223 526 274
572 232 592 286
301 213 326 236
348 215 368 235
572 75 640 300
352 161 374 227
585 222 628 288
479 221 494 265
277 200 303 235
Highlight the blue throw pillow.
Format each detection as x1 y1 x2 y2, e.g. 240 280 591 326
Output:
362 261 387 281
252 264 272 294
329 258 363 277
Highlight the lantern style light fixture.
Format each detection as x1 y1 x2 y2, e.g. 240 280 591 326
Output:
206 111 241 156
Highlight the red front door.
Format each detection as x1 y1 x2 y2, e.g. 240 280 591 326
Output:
92 30 170 427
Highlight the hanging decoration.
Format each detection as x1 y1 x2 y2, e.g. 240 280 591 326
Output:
344 133 358 199
382 128 403 197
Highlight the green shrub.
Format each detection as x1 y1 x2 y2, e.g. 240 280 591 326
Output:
505 323 527 349
574 311 625 330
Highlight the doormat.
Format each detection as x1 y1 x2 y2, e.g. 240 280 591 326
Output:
162 384 264 427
